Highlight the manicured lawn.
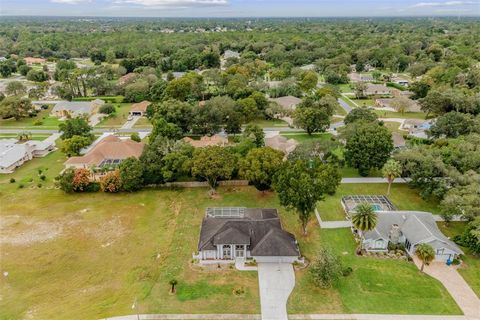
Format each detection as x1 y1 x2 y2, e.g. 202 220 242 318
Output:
134 117 152 128
438 222 480 298
350 99 375 107
374 110 427 120
280 132 333 143
340 95 357 108
336 84 352 93
0 134 51 140
247 118 289 128
334 103 347 116
383 121 407 134
96 103 132 127
339 166 381 178
317 183 440 221
289 228 461 315
0 106 61 128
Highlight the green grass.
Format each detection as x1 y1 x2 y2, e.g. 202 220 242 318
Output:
339 166 381 178
96 103 132 127
280 132 333 143
134 117 153 128
351 99 375 107
336 84 352 93
0 106 61 128
247 118 289 128
437 222 480 298
288 228 461 315
374 110 427 120
0 134 51 140
383 121 407 134
317 183 440 221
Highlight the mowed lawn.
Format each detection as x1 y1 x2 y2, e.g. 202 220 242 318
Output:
0 153 461 318
317 184 440 221
0 105 61 129
280 132 333 143
96 103 132 127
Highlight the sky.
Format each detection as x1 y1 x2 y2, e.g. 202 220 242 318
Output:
1 0 479 17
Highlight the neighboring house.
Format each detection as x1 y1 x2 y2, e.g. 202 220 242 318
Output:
64 135 144 170
392 89 414 98
392 132 406 149
118 73 138 86
51 99 104 118
364 83 391 96
269 96 302 111
265 134 298 155
348 73 374 82
223 50 240 60
375 98 421 112
24 57 46 65
402 119 433 139
300 64 316 71
359 211 463 262
0 137 56 174
183 134 229 148
393 77 409 86
129 100 151 116
0 57 7 62
195 207 300 263
161 72 186 80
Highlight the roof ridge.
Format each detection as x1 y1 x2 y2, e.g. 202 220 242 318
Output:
412 214 433 238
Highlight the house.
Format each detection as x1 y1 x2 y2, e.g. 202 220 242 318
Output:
0 137 56 174
360 211 463 262
402 119 433 139
51 99 104 118
269 96 302 111
24 57 46 65
348 73 374 82
392 132 406 149
265 134 298 155
393 77 409 86
183 134 229 148
129 100 151 116
342 195 396 215
195 207 300 263
375 98 421 112
64 135 144 170
118 73 138 86
223 50 240 60
392 89 414 98
364 83 391 96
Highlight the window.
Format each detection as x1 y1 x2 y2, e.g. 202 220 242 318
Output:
436 248 444 255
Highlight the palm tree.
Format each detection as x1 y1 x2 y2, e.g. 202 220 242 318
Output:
351 203 377 249
382 159 402 195
169 279 178 294
416 243 435 272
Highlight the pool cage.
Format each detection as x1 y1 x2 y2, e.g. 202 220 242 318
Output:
341 195 396 216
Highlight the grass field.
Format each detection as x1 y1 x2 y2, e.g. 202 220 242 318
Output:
374 110 427 120
280 132 333 143
317 183 440 221
336 84 352 93
247 118 289 128
0 134 51 140
0 106 61 129
350 99 375 107
438 222 480 298
96 103 132 127
134 117 152 128
0 151 464 319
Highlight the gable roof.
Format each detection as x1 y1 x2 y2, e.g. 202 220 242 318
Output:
65 135 144 167
130 100 151 113
363 211 463 254
269 96 302 110
198 208 300 257
52 100 105 116
183 134 228 148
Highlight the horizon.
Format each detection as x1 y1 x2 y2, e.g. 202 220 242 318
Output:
1 0 479 18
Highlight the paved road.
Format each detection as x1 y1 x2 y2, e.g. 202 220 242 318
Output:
341 177 411 184
413 257 480 318
257 263 295 320
121 116 142 129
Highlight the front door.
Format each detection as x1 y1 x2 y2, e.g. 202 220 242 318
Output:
223 246 231 259
235 245 244 258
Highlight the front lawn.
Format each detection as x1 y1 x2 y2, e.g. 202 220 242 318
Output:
280 132 333 143
0 106 61 129
317 183 440 221
374 110 427 120
96 103 132 127
134 117 152 128
247 118 289 128
438 222 480 298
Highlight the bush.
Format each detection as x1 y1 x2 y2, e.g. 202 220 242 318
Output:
37 183 42 188
130 132 141 142
342 266 353 277
310 247 343 288
40 175 46 181
33 120 43 126
18 184 24 189
99 104 116 115
85 182 100 193
100 170 122 193
9 178 15 183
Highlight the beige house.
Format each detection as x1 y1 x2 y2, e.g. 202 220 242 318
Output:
51 99 104 118
265 134 298 155
269 96 302 111
183 135 229 148
24 57 46 65
64 135 144 170
129 100 151 116
375 98 421 112
364 84 391 96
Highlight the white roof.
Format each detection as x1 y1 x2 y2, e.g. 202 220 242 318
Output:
0 143 29 169
52 100 104 116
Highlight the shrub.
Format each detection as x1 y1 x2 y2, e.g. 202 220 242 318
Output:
130 132 141 142
40 175 46 181
99 104 116 115
9 178 15 183
310 247 343 288
33 120 43 126
85 182 100 193
100 170 122 193
37 183 42 188
55 168 75 193
342 266 353 277
72 168 91 192
38 169 43 174
18 184 24 189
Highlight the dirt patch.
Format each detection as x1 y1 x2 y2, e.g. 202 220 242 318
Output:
0 215 63 246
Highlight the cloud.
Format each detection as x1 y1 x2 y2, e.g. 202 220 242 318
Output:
50 0 92 3
410 1 479 8
112 0 228 7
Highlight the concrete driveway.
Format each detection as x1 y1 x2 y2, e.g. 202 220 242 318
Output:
413 257 480 318
121 116 141 129
257 263 295 320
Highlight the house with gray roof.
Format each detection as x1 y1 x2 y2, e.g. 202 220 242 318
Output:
195 207 300 264
360 211 463 262
51 99 104 118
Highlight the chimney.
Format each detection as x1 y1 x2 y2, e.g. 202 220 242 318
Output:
389 224 401 244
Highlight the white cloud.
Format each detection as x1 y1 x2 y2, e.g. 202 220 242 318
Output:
50 0 92 4
112 0 228 7
411 1 479 8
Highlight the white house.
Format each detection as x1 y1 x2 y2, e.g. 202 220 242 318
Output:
359 211 463 262
195 207 300 264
